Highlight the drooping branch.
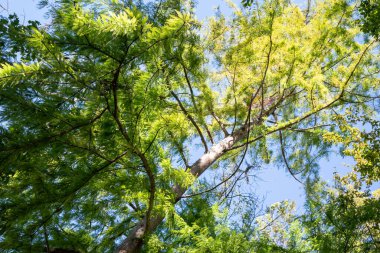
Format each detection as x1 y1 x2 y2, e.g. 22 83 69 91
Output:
170 90 209 152
278 129 303 184
181 62 198 113
180 62 215 144
167 130 190 168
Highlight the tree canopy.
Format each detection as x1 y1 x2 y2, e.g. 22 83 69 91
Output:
0 0 379 252
358 0 380 38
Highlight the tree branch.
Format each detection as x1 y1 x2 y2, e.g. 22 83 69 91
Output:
170 90 209 152
278 129 303 184
108 64 156 248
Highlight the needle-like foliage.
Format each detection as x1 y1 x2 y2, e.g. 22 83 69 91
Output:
0 0 379 252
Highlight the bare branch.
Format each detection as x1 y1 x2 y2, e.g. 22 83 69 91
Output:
278 129 303 184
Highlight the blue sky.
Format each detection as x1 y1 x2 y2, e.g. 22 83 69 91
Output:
0 0 46 22
2 0 378 211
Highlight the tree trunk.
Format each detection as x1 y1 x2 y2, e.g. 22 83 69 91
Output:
116 127 248 252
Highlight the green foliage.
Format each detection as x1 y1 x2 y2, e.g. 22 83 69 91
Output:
0 14 40 64
323 112 380 184
0 0 379 252
358 0 380 38
303 173 380 252
241 0 255 8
